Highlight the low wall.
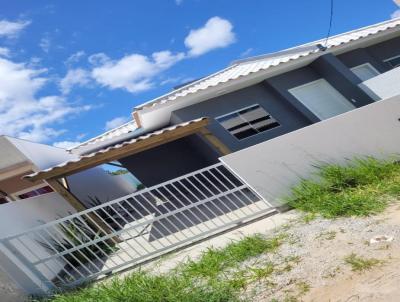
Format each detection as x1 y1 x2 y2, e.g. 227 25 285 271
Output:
360 66 400 100
221 96 400 206
0 193 76 296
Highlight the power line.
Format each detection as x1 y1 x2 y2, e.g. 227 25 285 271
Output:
323 0 334 49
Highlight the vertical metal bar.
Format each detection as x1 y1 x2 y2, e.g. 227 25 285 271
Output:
169 182 223 229
176 179 229 227
73 216 124 268
12 235 69 286
95 207 149 257
35 231 83 281
213 166 265 211
136 192 187 243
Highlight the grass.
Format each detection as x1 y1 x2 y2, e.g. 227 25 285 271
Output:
180 234 284 279
286 157 400 218
41 234 284 302
344 253 383 272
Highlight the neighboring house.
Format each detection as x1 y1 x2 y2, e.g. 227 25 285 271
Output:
0 136 137 236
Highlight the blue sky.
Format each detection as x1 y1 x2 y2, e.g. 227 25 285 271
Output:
0 0 399 148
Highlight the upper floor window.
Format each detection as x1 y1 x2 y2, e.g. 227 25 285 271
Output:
216 104 280 140
384 55 400 69
350 63 380 81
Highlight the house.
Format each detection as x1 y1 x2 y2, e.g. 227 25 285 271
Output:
2 17 400 295
23 17 400 197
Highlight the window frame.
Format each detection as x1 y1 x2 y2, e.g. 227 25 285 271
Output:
215 103 281 141
383 54 400 68
350 63 380 81
11 183 54 200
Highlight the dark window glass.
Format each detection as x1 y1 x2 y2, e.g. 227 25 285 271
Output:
18 185 54 200
216 104 280 140
386 56 400 69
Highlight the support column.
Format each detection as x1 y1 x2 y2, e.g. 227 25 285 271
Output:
198 127 231 155
311 53 375 107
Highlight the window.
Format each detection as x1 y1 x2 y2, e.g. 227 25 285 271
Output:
384 55 400 69
289 79 355 120
15 185 53 200
350 63 380 81
216 104 280 140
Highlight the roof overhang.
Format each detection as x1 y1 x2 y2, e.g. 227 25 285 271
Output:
132 18 400 132
24 118 210 182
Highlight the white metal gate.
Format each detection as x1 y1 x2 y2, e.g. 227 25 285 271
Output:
0 163 275 293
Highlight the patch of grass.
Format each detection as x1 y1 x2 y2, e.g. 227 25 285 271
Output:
43 271 239 302
181 234 284 279
287 157 400 218
43 234 285 302
296 281 310 295
250 262 275 280
344 253 383 272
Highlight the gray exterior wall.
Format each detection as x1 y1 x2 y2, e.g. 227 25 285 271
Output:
119 135 219 187
171 83 312 152
337 36 400 72
126 35 399 186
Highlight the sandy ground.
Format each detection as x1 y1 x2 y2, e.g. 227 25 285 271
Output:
304 204 400 302
242 202 400 302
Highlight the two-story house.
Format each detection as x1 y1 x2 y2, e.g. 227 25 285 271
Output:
24 17 400 198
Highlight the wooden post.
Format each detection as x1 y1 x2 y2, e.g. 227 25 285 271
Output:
198 127 231 155
46 178 120 241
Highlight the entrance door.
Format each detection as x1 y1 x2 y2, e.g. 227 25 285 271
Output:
289 79 355 120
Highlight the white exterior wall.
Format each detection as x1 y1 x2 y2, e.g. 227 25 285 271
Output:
67 167 137 206
0 193 76 296
221 96 400 206
360 66 400 101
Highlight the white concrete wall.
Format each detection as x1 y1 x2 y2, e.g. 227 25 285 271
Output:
0 193 76 295
221 96 400 206
360 66 400 101
67 167 137 206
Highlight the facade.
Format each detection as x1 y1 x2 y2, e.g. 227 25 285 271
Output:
3 17 400 216
54 17 400 188
2 17 400 296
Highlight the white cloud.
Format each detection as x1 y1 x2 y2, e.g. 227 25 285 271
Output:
65 50 86 66
91 50 185 93
0 57 90 142
392 9 400 18
0 20 30 38
104 116 130 131
0 47 10 57
60 68 91 94
53 140 80 149
184 16 236 57
39 36 51 52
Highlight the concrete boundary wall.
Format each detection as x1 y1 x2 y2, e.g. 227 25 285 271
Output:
221 96 400 206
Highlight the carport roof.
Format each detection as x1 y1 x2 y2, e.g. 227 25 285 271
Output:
24 117 209 182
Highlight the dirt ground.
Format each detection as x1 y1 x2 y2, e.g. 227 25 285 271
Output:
243 202 400 302
304 204 400 302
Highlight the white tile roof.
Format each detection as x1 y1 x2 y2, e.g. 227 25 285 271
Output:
137 17 400 111
25 118 208 180
70 120 138 152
